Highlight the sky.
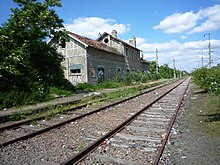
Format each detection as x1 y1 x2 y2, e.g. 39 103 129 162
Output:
1 0 220 72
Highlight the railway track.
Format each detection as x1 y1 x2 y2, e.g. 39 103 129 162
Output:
0 81 169 147
61 78 190 165
0 78 189 164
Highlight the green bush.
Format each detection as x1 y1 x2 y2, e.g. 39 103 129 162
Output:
0 88 48 109
192 66 220 95
75 83 95 92
141 73 150 83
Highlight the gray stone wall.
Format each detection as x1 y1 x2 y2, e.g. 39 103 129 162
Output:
59 39 88 85
87 47 127 84
124 45 142 71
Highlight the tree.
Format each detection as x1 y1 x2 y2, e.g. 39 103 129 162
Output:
159 64 174 78
149 61 159 79
0 0 71 107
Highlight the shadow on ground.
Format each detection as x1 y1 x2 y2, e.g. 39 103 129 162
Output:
198 113 220 122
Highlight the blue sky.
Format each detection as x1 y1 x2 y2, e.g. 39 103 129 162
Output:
1 0 220 72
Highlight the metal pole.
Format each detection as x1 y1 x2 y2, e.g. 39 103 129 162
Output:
156 49 159 76
204 33 211 68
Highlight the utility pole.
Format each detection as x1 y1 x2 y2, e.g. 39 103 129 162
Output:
156 48 159 76
173 58 176 79
204 33 211 68
200 50 204 67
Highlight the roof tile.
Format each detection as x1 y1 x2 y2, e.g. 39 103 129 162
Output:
68 31 122 55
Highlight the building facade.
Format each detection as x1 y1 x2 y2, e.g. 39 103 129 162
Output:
57 30 150 85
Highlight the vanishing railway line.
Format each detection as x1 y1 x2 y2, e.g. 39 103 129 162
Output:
61 78 189 165
0 78 190 165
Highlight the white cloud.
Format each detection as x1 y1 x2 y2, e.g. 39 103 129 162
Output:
64 17 130 39
136 37 146 45
136 38 220 72
153 11 198 34
154 4 220 34
189 5 220 34
181 35 188 39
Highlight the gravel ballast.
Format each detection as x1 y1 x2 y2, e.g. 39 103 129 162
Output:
0 80 182 164
160 82 220 165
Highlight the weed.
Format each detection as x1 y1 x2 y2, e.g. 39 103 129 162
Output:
49 87 73 97
9 111 26 121
31 120 38 126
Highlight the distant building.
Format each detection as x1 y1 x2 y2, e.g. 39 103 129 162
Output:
56 30 150 85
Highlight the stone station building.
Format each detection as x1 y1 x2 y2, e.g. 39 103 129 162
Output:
57 30 150 85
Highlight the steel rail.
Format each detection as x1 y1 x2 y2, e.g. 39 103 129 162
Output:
0 104 87 132
60 78 187 165
152 77 190 165
0 80 171 148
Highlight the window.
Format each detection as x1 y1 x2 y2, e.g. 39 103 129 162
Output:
90 67 96 78
69 64 83 75
108 68 112 76
132 51 134 60
70 69 81 74
116 67 121 73
125 48 129 56
97 66 105 82
104 38 109 44
136 52 139 61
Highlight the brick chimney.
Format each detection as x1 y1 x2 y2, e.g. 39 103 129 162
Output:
111 30 117 38
129 36 136 47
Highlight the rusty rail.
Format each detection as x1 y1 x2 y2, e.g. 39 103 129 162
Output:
60 78 187 165
152 78 190 165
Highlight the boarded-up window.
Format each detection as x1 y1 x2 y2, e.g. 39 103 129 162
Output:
116 67 121 73
90 67 96 78
69 64 83 75
70 69 81 74
108 68 112 80
132 51 134 60
136 52 139 61
97 66 105 82
126 48 129 56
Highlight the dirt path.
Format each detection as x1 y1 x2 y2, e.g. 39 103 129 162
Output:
161 82 220 165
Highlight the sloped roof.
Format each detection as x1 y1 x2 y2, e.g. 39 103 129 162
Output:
68 31 122 55
97 32 141 51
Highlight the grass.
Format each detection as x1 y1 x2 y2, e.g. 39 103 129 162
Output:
202 94 220 136
193 85 220 137
49 87 73 97
6 79 169 122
